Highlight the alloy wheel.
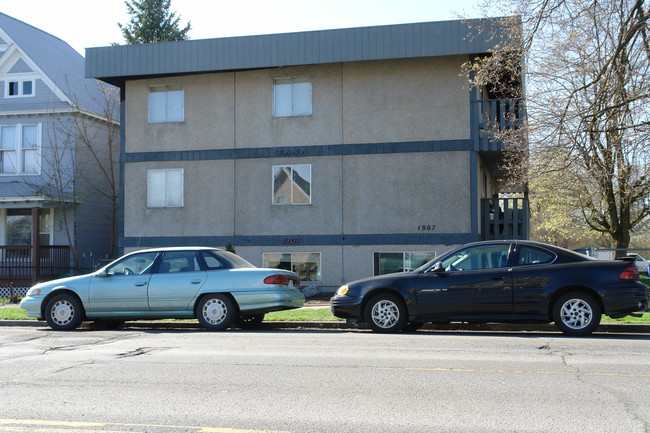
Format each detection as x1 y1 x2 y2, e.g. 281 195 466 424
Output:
371 299 400 329
559 298 593 330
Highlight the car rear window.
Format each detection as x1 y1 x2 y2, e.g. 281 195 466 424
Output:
517 246 556 266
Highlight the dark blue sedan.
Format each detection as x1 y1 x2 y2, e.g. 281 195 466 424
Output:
331 240 648 336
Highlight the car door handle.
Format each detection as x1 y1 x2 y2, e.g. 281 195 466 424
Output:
135 282 147 287
191 279 202 284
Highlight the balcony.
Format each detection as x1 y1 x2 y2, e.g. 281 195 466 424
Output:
481 198 529 240
473 98 525 152
0 246 71 287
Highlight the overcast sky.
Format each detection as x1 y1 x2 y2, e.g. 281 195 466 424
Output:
2 0 483 55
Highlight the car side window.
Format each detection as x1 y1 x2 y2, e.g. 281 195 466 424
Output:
199 251 228 270
517 246 556 266
106 252 158 276
439 244 511 272
157 251 200 273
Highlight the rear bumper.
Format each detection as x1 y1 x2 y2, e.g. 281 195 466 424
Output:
235 289 305 314
601 282 648 315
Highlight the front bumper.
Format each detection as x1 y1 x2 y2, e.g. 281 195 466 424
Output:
19 296 44 319
330 295 363 319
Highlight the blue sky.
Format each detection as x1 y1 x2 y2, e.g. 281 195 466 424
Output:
3 0 484 54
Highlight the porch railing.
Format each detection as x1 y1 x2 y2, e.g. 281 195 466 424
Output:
0 246 71 286
473 98 525 151
481 198 529 240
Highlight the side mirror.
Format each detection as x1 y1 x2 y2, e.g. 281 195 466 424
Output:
430 262 445 273
96 270 110 278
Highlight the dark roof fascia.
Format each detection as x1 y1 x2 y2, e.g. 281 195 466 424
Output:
86 18 513 86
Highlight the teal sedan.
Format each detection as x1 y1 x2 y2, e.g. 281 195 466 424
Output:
20 247 304 331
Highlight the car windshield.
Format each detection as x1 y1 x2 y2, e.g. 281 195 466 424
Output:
217 251 255 268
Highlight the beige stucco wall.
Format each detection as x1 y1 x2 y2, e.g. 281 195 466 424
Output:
343 152 471 234
124 55 470 153
235 64 344 148
125 74 235 153
121 55 476 286
342 57 469 143
234 156 343 235
123 160 235 237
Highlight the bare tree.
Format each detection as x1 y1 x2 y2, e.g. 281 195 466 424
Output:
465 0 650 251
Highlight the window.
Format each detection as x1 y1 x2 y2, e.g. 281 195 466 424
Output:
273 164 311 205
147 168 184 207
157 251 200 273
517 246 556 266
273 77 311 117
199 251 228 270
5 208 53 246
263 252 321 282
148 85 184 122
440 244 511 272
105 251 159 276
0 124 40 174
374 252 437 275
6 79 34 97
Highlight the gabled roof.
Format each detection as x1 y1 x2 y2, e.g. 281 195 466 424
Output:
86 18 509 87
0 12 108 115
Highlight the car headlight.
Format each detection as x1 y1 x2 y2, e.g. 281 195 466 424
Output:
26 287 42 296
336 285 349 296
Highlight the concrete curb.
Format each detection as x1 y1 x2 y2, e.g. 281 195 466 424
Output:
1 319 649 334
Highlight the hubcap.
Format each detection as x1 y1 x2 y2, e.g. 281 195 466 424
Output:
371 300 400 328
560 299 592 329
203 299 227 324
51 300 74 325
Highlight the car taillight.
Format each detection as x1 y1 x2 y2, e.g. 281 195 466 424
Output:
619 263 639 280
264 274 300 286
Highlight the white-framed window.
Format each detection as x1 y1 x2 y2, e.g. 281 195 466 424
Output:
147 168 184 208
272 164 311 205
0 124 40 175
5 79 34 98
148 84 184 123
273 77 311 117
373 252 437 275
263 252 321 282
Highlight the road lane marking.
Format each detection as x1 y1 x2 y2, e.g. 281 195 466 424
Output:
0 419 290 433
378 367 650 377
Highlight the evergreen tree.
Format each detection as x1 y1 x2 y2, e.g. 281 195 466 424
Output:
119 0 191 44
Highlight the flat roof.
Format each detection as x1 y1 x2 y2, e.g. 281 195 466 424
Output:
86 18 509 86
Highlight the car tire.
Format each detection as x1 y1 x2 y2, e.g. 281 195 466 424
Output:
552 291 601 336
45 293 84 331
237 314 265 329
196 294 236 331
364 293 407 333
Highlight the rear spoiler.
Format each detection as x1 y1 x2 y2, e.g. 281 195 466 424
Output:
617 255 636 262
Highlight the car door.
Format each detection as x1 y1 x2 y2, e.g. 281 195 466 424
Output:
510 244 557 315
415 243 514 318
87 251 159 312
147 251 207 311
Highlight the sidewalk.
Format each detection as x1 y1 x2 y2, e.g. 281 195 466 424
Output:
3 301 649 334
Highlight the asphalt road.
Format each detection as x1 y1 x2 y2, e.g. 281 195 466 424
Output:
1 326 649 433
